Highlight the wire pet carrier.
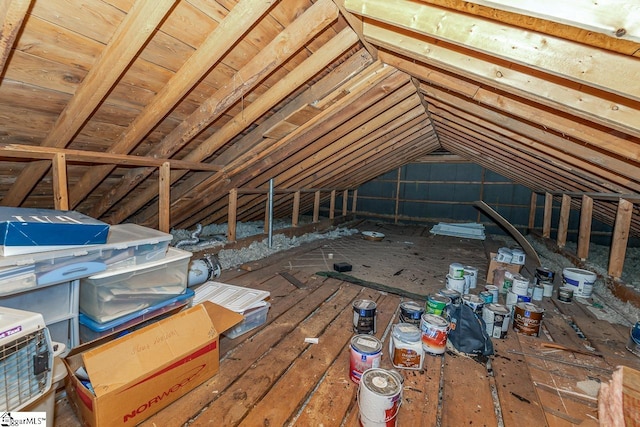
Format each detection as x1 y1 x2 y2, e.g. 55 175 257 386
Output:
0 306 53 412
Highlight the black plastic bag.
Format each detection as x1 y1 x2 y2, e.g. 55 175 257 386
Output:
447 303 494 356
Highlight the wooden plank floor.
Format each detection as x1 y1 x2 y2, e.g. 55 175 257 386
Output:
54 223 640 426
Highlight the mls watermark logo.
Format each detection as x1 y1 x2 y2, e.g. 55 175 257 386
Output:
0 412 47 426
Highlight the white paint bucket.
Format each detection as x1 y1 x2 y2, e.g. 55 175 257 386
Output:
463 266 478 289
420 313 450 355
446 274 466 295
358 368 403 427
511 274 530 296
562 268 597 298
449 263 465 279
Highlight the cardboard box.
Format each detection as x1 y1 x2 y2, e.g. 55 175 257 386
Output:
63 302 243 427
486 252 522 284
0 207 110 256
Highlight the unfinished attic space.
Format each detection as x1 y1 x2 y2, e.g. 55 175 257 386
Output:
2 0 640 425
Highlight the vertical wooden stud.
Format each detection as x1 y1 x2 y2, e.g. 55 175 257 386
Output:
557 194 571 248
292 190 300 227
313 190 320 223
352 189 358 213
158 162 170 232
329 189 336 220
543 192 553 239
228 188 238 242
51 153 69 211
577 195 593 261
608 198 633 279
342 190 348 216
528 192 537 231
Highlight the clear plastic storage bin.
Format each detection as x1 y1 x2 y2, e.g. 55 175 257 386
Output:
79 288 194 342
0 223 173 292
79 247 192 323
224 301 270 339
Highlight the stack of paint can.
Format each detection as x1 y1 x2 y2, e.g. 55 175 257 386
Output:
446 262 467 295
463 265 478 290
535 267 555 299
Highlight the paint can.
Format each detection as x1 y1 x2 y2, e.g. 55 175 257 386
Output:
557 286 573 303
484 285 499 303
532 284 544 301
535 267 555 285
463 266 478 289
350 335 383 384
511 274 530 296
462 294 484 316
517 294 531 304
496 247 512 263
512 302 544 337
482 303 511 339
541 281 554 297
446 274 467 295
500 274 513 294
562 268 597 298
449 262 465 279
438 288 461 306
479 290 493 304
390 323 424 370
510 248 526 265
353 299 377 335
399 301 425 326
420 313 450 355
425 294 451 317
626 322 640 358
505 290 518 311
358 368 403 427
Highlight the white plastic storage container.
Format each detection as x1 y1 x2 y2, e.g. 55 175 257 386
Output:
80 247 192 323
193 281 270 338
79 288 194 343
0 280 79 349
0 223 173 293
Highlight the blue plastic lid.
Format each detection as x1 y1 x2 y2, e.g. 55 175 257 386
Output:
79 288 194 331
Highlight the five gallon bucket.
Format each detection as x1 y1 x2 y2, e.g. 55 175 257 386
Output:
358 368 403 427
562 268 597 298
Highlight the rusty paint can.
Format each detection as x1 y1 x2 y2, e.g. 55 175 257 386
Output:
512 302 544 337
350 334 383 384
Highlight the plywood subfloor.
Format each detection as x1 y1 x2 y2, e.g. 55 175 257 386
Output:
54 223 640 426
